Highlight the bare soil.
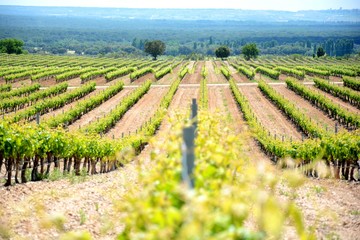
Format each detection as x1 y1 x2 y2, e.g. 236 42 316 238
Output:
131 73 155 85
106 87 168 138
205 61 227 84
227 64 251 83
156 63 183 85
272 85 344 132
181 61 204 84
168 86 199 113
67 88 133 131
306 85 360 115
10 79 32 88
254 73 278 82
239 86 303 140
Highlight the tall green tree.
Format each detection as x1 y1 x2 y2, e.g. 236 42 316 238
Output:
215 46 230 59
0 38 24 54
316 46 325 57
144 40 166 60
241 43 259 60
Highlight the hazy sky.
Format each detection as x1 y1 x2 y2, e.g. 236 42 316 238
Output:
0 0 359 11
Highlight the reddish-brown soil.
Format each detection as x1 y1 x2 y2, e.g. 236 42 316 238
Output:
66 77 82 87
329 76 343 82
67 88 134 131
239 86 303 140
306 85 360 115
208 86 269 163
156 63 183 85
181 61 204 84
273 85 344 132
10 79 32 87
227 64 251 83
106 87 168 138
168 86 199 113
205 61 227 84
254 73 278 82
131 73 155 85
279 74 288 81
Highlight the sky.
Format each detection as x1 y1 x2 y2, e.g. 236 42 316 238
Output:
0 0 359 11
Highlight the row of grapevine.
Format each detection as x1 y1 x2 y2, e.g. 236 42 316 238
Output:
8 82 96 123
199 66 208 109
80 67 117 83
0 67 32 77
137 75 182 137
295 66 329 78
258 80 326 138
274 66 304 79
55 68 96 82
104 67 136 82
154 66 172 80
0 83 68 112
220 66 231 80
313 78 360 108
229 77 360 180
255 66 280 80
343 76 360 91
31 67 73 81
235 64 255 79
129 67 154 81
179 64 189 79
286 78 360 128
45 81 125 128
83 80 152 134
314 65 357 77
0 84 11 92
0 83 40 100
4 68 44 83
0 121 122 186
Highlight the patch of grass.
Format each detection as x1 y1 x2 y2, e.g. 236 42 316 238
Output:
350 210 360 216
67 169 88 184
79 209 86 225
312 185 326 195
325 232 340 240
0 224 11 240
48 168 63 181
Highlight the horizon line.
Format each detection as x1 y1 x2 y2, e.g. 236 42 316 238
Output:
0 5 359 12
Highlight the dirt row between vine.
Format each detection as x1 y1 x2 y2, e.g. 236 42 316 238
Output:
205 61 228 84
272 85 344 132
239 85 303 140
106 87 169 138
67 88 134 131
306 84 360 115
181 61 204 84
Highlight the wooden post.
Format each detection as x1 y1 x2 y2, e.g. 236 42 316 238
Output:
335 123 338 134
182 126 195 189
36 112 40 125
191 98 198 131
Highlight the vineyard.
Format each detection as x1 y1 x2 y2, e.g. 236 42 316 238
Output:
0 53 359 239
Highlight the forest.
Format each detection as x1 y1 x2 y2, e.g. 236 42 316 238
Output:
0 6 359 57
